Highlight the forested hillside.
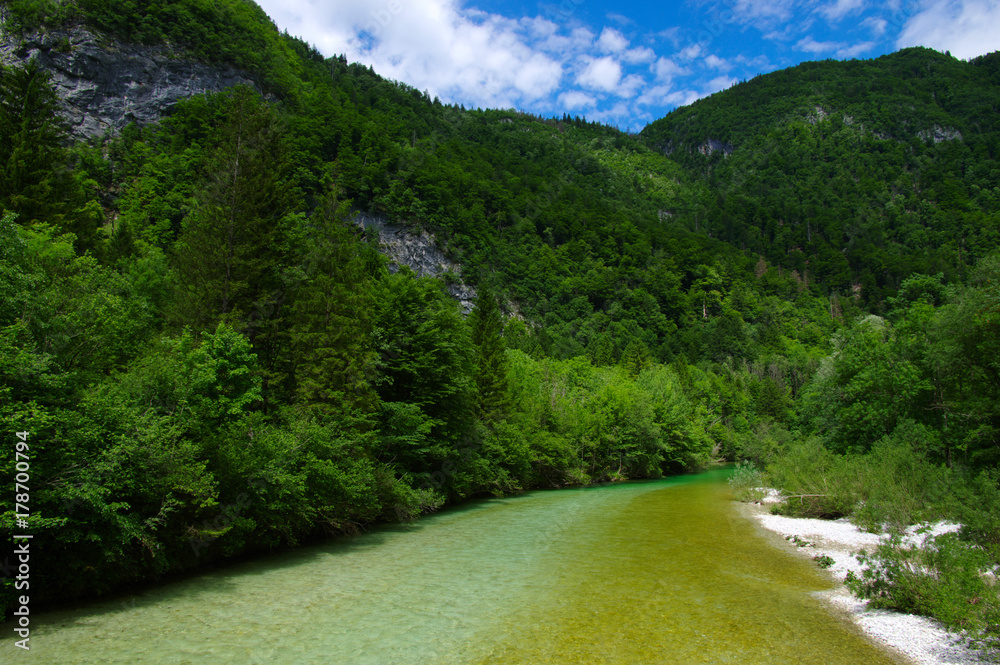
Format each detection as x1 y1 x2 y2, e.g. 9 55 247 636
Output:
1 0 998 643
642 48 1000 304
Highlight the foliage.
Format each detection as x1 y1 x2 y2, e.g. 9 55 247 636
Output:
642 48 1000 307
0 60 100 249
763 432 952 527
469 287 510 421
288 192 377 416
846 533 1000 650
728 460 766 503
0 4 998 629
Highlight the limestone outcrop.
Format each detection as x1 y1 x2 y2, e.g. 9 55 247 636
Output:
0 24 257 140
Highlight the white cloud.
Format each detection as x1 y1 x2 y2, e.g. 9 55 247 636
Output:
734 53 775 71
618 73 647 98
795 36 872 59
665 89 702 107
796 36 844 53
259 0 565 107
706 75 738 94
653 57 688 81
762 14 816 42
861 16 888 35
623 46 656 64
569 27 597 47
705 54 730 70
655 27 683 47
577 56 623 92
819 0 866 22
525 16 559 39
598 27 630 53
559 90 597 110
636 84 674 107
897 0 1000 59
763 28 793 41
589 100 632 123
837 41 875 57
730 0 798 27
679 43 703 60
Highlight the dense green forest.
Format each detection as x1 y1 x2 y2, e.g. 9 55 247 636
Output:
1 0 998 647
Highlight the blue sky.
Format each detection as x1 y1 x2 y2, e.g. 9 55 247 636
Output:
255 0 1000 131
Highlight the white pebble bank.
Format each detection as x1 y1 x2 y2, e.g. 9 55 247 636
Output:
746 498 997 665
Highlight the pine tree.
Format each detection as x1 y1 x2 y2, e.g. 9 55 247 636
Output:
171 86 289 331
469 287 510 420
0 59 98 248
621 340 652 377
0 60 65 223
288 192 377 417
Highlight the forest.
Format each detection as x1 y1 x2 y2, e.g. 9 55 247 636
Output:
0 0 998 647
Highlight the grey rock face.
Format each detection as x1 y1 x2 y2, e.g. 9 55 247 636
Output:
917 125 962 143
0 25 258 140
354 212 477 313
697 138 734 157
657 138 734 158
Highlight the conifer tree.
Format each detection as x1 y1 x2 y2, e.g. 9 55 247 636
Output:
0 59 99 248
621 340 652 377
469 287 510 420
288 192 377 417
0 60 65 224
171 86 289 332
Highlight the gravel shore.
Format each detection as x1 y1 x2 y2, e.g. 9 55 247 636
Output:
744 496 997 665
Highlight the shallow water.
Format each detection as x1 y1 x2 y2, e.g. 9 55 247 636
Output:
2 469 901 664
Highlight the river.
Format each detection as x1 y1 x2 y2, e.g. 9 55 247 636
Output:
2 468 902 664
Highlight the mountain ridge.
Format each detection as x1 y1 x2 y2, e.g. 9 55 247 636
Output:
1 2 998 640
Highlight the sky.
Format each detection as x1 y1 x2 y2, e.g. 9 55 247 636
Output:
254 0 1000 132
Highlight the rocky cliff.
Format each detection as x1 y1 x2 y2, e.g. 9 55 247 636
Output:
0 24 257 139
355 212 477 313
1 21 480 311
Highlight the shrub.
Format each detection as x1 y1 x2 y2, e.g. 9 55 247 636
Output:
728 460 766 502
850 426 951 533
763 436 856 518
846 533 1000 650
814 554 835 568
764 431 951 526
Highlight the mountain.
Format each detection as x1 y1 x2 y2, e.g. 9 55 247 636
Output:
0 0 998 636
642 48 1000 305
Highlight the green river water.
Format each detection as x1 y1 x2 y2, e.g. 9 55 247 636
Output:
3 469 902 664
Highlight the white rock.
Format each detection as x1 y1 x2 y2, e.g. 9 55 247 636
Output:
748 500 996 665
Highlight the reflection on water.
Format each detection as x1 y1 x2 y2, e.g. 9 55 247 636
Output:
2 469 901 664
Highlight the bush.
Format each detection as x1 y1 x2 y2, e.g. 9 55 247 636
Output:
851 425 951 532
728 460 766 502
952 470 1000 562
764 431 951 527
846 533 1000 650
764 436 857 518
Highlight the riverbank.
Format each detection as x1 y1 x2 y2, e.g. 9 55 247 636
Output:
742 499 996 665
